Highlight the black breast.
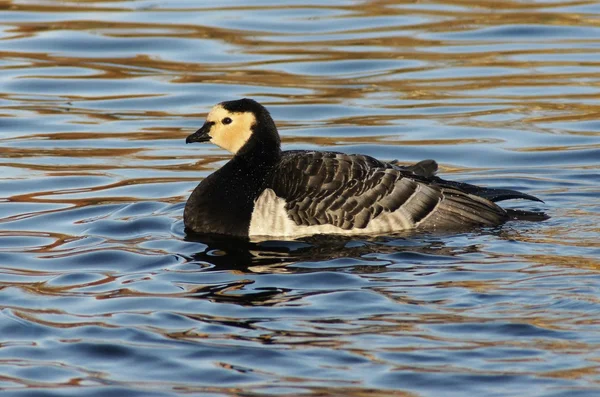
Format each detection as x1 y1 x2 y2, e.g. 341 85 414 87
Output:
184 154 279 237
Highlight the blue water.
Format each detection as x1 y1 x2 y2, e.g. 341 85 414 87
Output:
0 1 599 396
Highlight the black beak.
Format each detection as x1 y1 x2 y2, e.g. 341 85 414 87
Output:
186 121 214 144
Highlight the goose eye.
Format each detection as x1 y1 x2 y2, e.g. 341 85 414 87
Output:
222 117 232 125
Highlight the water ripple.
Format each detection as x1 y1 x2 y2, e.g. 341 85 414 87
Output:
1 0 600 396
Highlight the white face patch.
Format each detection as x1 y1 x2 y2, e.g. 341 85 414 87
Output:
204 104 256 154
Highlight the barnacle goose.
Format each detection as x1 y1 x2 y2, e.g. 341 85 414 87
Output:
184 98 543 238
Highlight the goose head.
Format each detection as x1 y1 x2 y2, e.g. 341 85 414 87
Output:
186 98 280 155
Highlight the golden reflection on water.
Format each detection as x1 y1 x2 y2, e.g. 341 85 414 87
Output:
1 0 600 395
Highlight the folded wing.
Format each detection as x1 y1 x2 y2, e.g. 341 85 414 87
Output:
268 151 516 231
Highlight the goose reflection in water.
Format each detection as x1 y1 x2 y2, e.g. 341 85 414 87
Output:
179 225 546 307
183 219 548 272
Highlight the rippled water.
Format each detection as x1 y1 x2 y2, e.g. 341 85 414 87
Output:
1 0 599 396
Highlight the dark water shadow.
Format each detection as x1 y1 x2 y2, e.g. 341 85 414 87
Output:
180 230 473 306
178 223 546 307
183 229 492 271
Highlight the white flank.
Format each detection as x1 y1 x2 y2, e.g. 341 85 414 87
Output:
248 188 414 239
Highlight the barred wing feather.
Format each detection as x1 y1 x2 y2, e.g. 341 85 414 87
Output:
268 151 507 231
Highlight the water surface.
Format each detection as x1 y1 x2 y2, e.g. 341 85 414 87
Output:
0 0 599 396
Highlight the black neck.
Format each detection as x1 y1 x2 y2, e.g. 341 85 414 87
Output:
236 139 280 168
231 118 281 170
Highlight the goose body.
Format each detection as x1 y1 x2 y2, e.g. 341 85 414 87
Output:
184 99 543 239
